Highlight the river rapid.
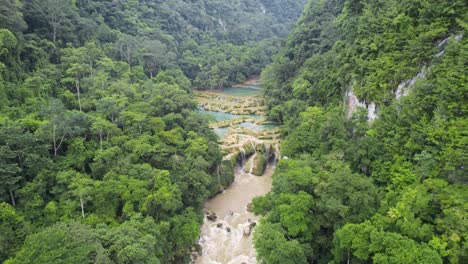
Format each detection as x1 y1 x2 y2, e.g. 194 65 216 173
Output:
194 83 279 264
196 161 275 264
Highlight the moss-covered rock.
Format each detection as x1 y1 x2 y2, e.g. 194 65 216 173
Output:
252 153 267 176
209 159 235 196
241 143 256 157
220 159 235 187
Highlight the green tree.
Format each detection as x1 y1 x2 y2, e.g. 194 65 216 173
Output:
31 0 76 43
8 222 109 264
39 99 88 156
0 0 27 33
0 203 24 262
254 222 308 264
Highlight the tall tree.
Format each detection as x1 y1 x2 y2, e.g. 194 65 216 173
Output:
31 0 76 43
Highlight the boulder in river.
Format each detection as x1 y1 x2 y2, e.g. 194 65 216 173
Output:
252 153 267 176
226 227 231 232
206 212 218 221
190 243 203 261
191 252 199 262
243 221 257 237
246 203 253 212
217 223 223 228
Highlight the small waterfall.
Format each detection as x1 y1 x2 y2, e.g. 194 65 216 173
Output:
274 144 280 165
249 141 258 175
239 147 246 170
250 142 256 153
265 145 270 163
249 153 256 175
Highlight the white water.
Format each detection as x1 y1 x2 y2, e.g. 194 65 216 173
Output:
248 142 257 175
249 153 256 175
196 163 275 264
239 147 246 170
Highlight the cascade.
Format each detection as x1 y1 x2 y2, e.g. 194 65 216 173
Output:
265 145 270 163
250 142 256 152
239 147 246 170
274 143 280 164
249 153 256 175
249 141 258 175
195 79 278 264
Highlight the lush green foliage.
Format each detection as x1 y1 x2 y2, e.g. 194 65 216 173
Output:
0 0 307 262
254 0 467 263
16 0 306 89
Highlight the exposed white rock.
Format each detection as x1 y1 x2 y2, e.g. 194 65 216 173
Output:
395 66 427 100
346 90 378 122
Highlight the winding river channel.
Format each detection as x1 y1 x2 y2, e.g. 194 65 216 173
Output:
195 83 280 264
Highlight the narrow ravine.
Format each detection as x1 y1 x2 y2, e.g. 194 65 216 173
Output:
194 82 280 264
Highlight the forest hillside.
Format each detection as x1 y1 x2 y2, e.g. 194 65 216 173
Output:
253 0 467 263
0 0 305 263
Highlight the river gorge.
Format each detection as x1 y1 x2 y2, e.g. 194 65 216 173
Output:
194 81 280 264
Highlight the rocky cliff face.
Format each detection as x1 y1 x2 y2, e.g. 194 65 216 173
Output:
345 34 463 122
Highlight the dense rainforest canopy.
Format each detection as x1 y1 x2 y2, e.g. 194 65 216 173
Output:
1 0 467 263
253 0 467 263
0 0 305 263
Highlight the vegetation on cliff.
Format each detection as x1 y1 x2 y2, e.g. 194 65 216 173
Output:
253 0 467 263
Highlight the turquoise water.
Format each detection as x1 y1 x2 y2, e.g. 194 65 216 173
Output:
198 110 261 122
198 84 276 139
198 110 240 122
212 123 276 139
217 86 264 96
198 110 276 139
213 128 229 139
239 122 277 132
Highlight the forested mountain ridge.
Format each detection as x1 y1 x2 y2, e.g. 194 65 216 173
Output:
253 0 467 263
0 0 306 263
3 0 306 88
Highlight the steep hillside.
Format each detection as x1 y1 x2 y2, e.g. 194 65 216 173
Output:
2 0 306 88
253 0 467 263
0 0 306 263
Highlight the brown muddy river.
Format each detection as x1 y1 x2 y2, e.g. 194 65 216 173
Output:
196 159 275 264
